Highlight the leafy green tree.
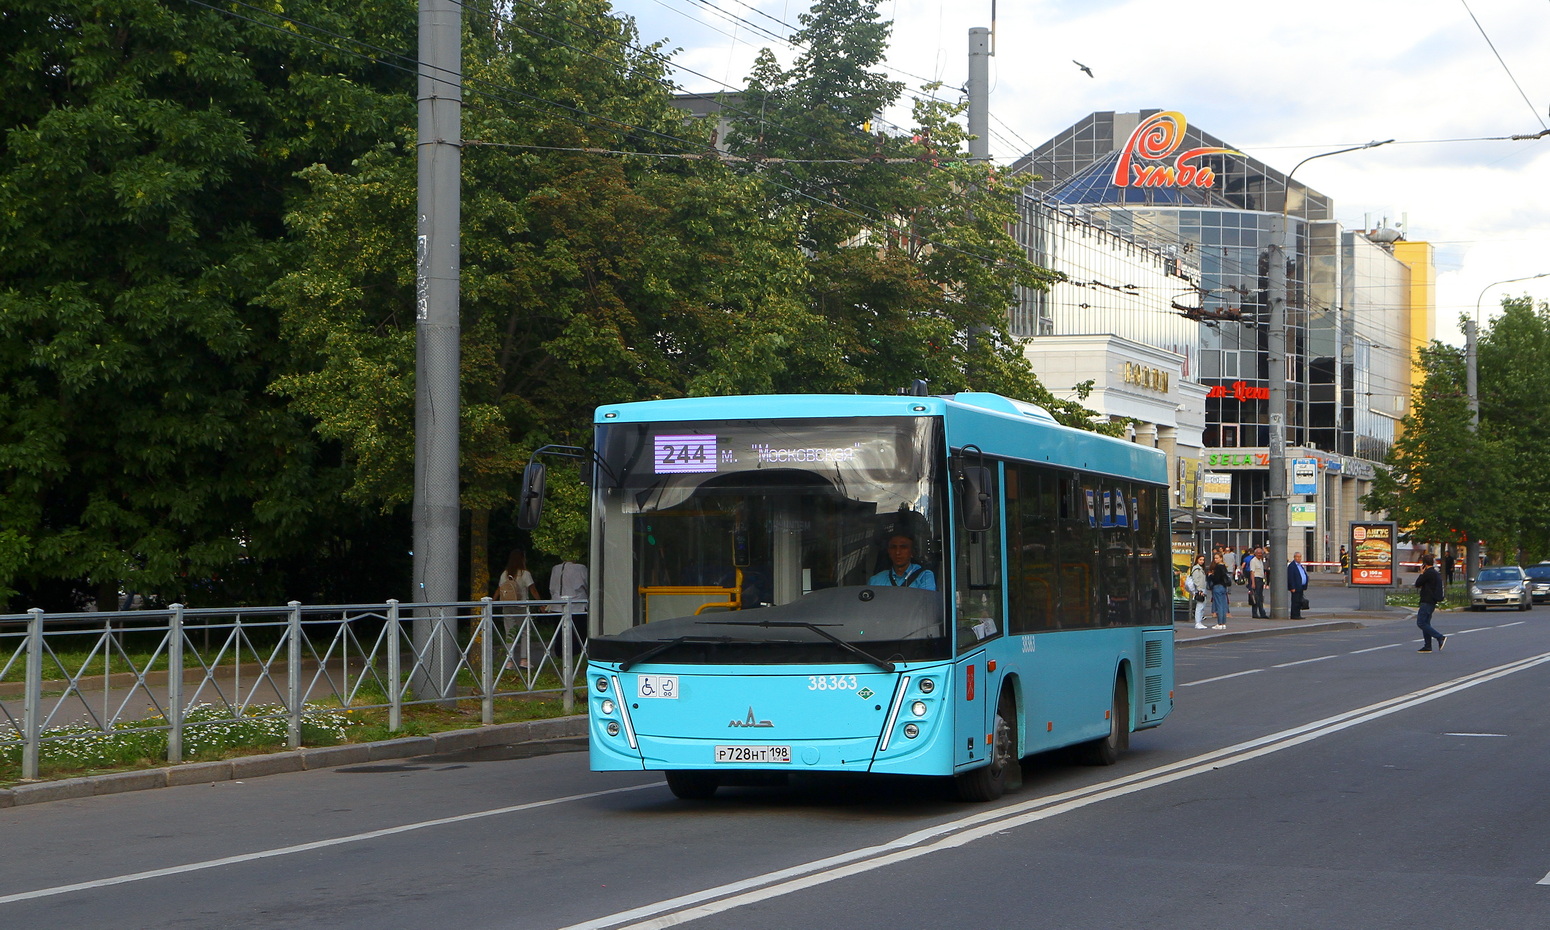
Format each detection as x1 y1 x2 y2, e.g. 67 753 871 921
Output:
723 0 1095 426
269 1 816 592
1363 341 1509 557
1476 296 1550 561
0 0 416 609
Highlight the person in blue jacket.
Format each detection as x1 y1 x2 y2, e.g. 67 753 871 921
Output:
870 534 936 590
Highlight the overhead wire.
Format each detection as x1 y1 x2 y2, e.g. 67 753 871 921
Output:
174 0 1491 400
1458 0 1549 132
179 0 1048 275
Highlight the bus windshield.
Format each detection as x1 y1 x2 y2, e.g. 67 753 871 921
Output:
590 416 948 662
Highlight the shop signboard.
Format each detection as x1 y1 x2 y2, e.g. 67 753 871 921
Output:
1350 521 1397 586
1111 112 1241 190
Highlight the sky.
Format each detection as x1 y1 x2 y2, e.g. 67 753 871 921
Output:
608 0 1550 348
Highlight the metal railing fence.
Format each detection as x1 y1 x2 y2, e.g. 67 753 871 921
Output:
0 597 587 780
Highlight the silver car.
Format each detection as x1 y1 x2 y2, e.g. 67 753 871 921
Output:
1470 566 1532 611
1525 563 1550 604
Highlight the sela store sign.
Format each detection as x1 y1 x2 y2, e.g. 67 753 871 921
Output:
1112 112 1242 190
1207 451 1268 468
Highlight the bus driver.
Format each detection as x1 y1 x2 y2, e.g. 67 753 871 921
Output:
869 534 937 590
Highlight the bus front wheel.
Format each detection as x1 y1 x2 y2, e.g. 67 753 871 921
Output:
666 770 720 800
955 691 1017 802
1080 678 1130 766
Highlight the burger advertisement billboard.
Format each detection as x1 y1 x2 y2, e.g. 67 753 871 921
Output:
1350 521 1397 586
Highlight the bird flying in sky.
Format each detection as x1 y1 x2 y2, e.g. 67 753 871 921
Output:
1073 60 1094 78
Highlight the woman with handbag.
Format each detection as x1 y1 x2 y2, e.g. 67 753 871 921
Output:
1207 553 1232 630
1186 554 1211 629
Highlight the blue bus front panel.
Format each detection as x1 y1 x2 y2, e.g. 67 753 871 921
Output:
589 662 955 775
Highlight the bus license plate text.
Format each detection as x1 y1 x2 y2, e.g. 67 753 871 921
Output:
714 745 791 764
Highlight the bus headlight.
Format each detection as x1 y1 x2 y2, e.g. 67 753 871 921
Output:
606 721 620 737
595 677 609 693
601 699 615 715
903 723 920 739
918 678 935 694
911 701 927 717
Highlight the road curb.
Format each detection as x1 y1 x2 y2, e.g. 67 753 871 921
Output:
0 715 588 809
1177 619 1366 646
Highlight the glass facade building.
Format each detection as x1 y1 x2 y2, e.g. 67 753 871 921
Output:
1011 112 1430 564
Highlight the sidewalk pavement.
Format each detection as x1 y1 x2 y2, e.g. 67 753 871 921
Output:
1 715 588 810
1175 596 1412 645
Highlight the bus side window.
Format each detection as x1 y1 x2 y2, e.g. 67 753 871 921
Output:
956 464 1003 653
1007 463 1055 634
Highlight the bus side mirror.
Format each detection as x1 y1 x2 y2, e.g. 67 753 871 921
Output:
959 465 993 533
516 462 547 530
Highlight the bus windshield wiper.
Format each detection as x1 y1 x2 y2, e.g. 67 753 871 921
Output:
619 636 730 672
704 620 895 672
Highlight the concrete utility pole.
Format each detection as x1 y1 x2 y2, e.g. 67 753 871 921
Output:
966 27 990 164
1266 140 1390 619
413 0 462 699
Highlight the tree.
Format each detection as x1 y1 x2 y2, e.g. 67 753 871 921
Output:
722 0 1097 426
268 0 816 594
0 0 416 608
1363 341 1510 557
1476 296 1550 561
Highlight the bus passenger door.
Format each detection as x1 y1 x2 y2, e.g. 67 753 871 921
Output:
954 650 988 769
953 461 1003 770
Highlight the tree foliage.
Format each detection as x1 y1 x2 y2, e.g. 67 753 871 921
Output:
1475 296 1550 560
1362 340 1509 555
722 0 1091 425
0 0 416 608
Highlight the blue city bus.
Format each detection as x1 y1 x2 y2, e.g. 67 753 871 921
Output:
564 392 1174 801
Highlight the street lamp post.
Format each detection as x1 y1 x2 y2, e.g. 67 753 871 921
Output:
1266 140 1392 619
1463 272 1550 578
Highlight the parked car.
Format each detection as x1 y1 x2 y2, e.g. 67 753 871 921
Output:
1470 565 1532 611
1526 563 1550 604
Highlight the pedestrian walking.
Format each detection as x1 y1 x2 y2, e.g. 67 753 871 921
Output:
1287 551 1310 620
1186 554 1211 629
1338 545 1350 576
1207 554 1232 630
1245 546 1270 618
1413 553 1448 652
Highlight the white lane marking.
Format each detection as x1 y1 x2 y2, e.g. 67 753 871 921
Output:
563 652 1550 930
1350 643 1403 655
1189 619 1526 683
1180 668 1264 687
1272 655 1337 669
0 783 660 906
1539 871 1550 886
1445 732 1507 738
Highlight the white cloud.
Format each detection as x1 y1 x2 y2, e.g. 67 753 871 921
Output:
614 0 1550 346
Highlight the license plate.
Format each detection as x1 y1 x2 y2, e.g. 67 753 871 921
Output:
714 745 791 764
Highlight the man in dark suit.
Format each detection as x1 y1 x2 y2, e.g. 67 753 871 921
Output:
1287 551 1310 620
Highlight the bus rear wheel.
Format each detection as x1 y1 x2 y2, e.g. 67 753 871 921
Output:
1080 678 1129 766
666 770 720 800
955 691 1017 802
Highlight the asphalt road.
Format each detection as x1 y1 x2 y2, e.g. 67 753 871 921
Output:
2 608 1547 930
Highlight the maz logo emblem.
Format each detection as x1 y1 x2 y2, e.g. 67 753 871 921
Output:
728 707 774 728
